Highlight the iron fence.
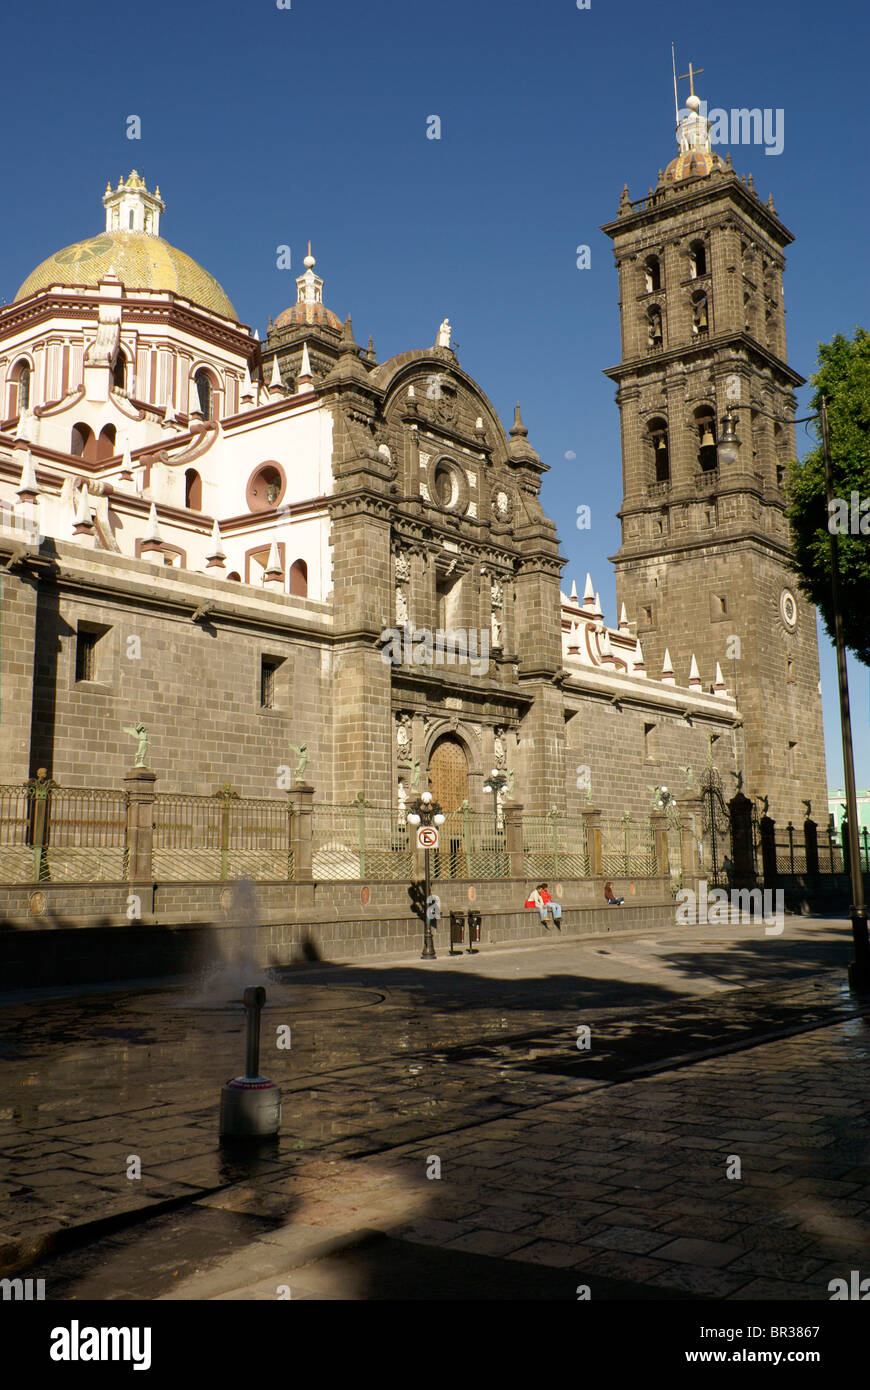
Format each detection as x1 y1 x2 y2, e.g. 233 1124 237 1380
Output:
311 804 412 881
523 813 590 879
153 793 293 881
600 815 657 878
0 783 126 882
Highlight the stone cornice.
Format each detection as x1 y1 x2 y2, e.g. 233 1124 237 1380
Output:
604 332 804 390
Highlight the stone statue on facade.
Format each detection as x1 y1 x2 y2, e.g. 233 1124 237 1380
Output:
436 317 451 348
122 721 149 768
289 743 308 783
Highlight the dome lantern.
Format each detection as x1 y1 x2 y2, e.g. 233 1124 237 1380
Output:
103 170 165 237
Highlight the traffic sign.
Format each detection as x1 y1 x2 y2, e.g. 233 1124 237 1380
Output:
417 825 439 849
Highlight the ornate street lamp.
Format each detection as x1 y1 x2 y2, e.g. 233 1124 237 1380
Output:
482 768 510 839
407 789 445 960
718 399 869 990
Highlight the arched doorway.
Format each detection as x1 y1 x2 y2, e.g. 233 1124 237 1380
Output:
428 735 471 880
428 735 469 811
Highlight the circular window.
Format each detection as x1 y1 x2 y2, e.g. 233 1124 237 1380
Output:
780 588 798 630
425 456 469 514
246 463 286 512
433 463 457 508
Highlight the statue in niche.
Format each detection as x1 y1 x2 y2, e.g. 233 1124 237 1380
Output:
396 713 411 752
396 586 409 624
394 550 410 583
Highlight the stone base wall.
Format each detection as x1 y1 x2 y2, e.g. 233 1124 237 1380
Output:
0 875 676 988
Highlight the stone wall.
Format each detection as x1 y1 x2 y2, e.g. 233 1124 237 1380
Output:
0 874 676 987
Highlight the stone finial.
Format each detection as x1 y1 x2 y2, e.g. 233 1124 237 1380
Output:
205 518 226 569
567 621 581 653
189 379 204 418
582 572 595 608
747 172 755 192
72 483 97 546
73 484 93 528
16 448 40 500
143 500 161 542
510 401 528 438
661 647 676 685
164 398 177 425
618 601 629 630
570 578 578 602
241 363 255 399
120 442 134 482
269 355 283 391
714 661 728 696
633 637 646 676
688 653 702 689
593 591 603 618
263 541 283 588
297 341 314 392
599 630 615 665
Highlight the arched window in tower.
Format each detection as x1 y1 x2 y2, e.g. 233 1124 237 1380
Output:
184 469 202 510
691 290 709 337
10 360 31 415
743 291 755 335
128 210 135 230
643 256 662 293
647 305 663 350
193 370 214 420
289 559 308 597
648 418 670 485
71 422 96 461
688 241 707 278
113 355 126 390
695 407 718 473
96 424 116 462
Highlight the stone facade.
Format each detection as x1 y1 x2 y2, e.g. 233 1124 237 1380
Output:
0 124 824 834
601 92 827 826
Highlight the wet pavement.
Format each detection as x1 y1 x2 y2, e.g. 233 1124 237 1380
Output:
2 917 869 1299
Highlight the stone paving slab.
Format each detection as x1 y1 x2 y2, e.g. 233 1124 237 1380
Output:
2 925 869 1299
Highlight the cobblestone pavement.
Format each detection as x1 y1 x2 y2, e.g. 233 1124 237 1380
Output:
2 919 869 1299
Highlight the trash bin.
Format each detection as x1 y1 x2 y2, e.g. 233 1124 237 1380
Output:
449 911 465 954
467 910 481 953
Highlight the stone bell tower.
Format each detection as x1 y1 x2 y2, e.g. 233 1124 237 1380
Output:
601 69 827 825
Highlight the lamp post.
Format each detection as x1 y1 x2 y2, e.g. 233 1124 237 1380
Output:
718 400 870 990
407 790 445 960
482 768 509 837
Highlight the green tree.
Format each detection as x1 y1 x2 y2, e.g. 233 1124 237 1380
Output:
785 328 870 665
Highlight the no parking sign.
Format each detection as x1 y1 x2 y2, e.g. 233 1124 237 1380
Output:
417 825 440 850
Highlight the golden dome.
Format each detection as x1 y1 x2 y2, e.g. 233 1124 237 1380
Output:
15 231 238 321
663 149 724 184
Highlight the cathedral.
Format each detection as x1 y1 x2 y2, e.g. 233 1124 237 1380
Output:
0 80 827 834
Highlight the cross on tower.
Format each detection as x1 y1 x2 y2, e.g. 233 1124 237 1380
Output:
678 61 704 99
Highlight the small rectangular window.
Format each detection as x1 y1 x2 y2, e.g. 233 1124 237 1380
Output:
260 657 280 709
643 722 657 762
75 630 98 682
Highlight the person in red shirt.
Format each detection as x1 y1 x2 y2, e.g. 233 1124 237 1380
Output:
526 882 562 929
604 881 625 906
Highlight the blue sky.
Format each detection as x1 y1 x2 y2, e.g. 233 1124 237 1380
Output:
3 0 868 795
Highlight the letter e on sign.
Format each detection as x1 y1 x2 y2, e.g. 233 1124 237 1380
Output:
417 825 439 849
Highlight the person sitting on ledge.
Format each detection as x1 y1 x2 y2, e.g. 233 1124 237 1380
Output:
525 882 562 930
604 880 625 906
